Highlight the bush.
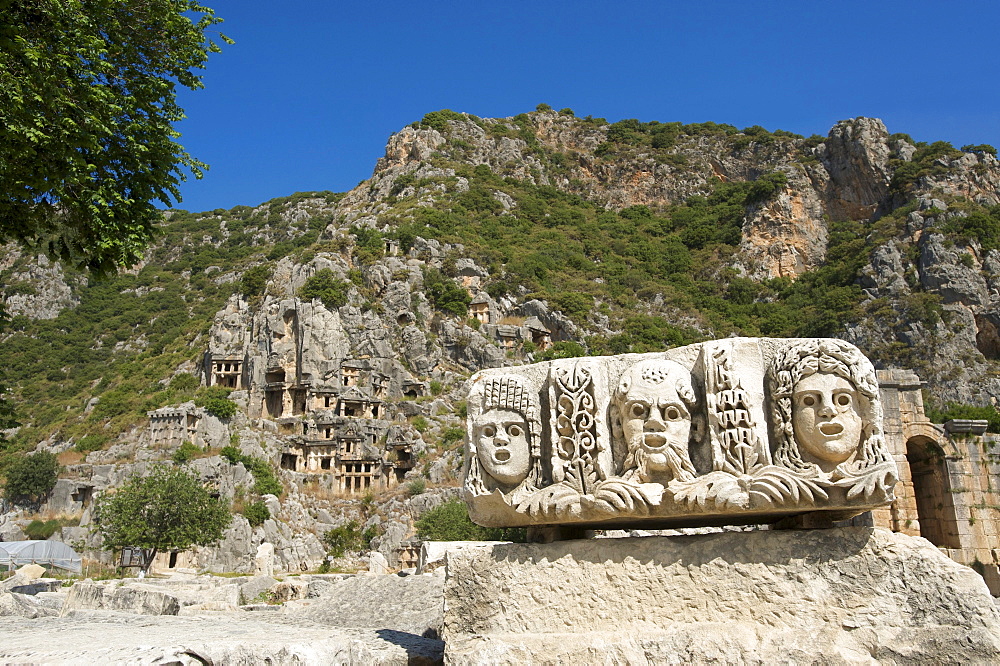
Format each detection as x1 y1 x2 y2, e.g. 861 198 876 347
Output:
4 451 60 505
219 448 284 496
172 441 201 464
535 341 587 361
240 264 271 300
196 386 237 419
322 520 378 558
24 518 62 540
423 267 471 317
415 499 526 541
429 380 443 395
961 144 997 157
220 445 242 464
442 427 465 448
925 402 1000 432
406 479 426 497
74 434 108 453
299 268 350 309
168 373 199 393
416 109 467 132
242 501 270 527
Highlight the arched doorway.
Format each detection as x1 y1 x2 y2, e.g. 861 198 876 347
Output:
905 435 962 549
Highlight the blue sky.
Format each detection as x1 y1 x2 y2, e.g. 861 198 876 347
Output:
172 1 1000 212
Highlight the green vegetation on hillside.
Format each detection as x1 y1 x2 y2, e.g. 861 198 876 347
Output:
3 105 998 476
0 194 336 472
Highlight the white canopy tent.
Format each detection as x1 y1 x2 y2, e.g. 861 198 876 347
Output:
0 540 82 573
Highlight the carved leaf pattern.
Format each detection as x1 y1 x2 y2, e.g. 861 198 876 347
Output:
514 482 582 519
836 462 898 501
586 480 664 514
707 346 762 476
671 466 829 510
554 364 602 494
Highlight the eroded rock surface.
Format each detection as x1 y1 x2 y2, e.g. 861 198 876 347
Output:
443 528 1000 664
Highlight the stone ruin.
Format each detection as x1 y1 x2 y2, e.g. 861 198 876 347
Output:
451 337 1000 660
464 337 898 529
452 336 1000 592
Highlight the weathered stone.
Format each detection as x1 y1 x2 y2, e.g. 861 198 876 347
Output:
465 338 897 529
238 575 278 604
60 581 180 616
254 541 275 576
291 571 445 637
368 551 390 574
443 528 1000 663
0 589 57 618
0 613 444 664
418 541 506 574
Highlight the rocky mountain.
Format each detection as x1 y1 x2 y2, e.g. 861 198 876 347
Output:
2 107 999 571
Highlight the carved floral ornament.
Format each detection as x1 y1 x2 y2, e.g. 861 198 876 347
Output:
463 338 898 528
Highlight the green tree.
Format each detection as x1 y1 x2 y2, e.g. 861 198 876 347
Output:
3 450 60 506
94 465 231 572
299 268 350 309
0 1 229 274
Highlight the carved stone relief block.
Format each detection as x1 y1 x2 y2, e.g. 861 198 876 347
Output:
463 338 898 528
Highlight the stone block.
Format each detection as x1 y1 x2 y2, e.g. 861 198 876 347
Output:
238 575 278 604
417 540 507 574
464 338 898 529
443 528 1000 663
60 581 180 616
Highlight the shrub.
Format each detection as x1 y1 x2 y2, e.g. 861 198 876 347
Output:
423 267 470 317
535 341 587 361
551 292 593 321
411 416 429 432
299 268 350 309
74 434 108 453
442 427 465 448
240 264 272 300
429 380 443 396
219 448 283 496
172 441 201 464
406 479 426 497
961 144 997 157
416 109 467 132
4 451 60 505
196 386 237 419
242 501 270 527
220 445 242 464
322 520 377 558
169 373 199 393
415 499 526 541
24 519 62 540
925 402 1000 432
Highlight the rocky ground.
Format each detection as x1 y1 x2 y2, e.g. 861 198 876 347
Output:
0 563 445 664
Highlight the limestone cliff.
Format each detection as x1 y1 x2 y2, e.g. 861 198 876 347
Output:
3 107 1000 574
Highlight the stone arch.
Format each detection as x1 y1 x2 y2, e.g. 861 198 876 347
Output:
902 422 958 457
905 433 962 549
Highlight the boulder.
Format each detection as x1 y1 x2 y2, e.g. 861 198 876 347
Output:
239 575 278 605
290 571 445 637
0 589 57 618
60 581 180 616
443 527 1000 663
368 551 390 575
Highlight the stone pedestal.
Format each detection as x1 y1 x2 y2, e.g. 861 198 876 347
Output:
443 528 1000 664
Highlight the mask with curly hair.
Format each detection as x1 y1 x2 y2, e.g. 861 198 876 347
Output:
767 339 889 475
